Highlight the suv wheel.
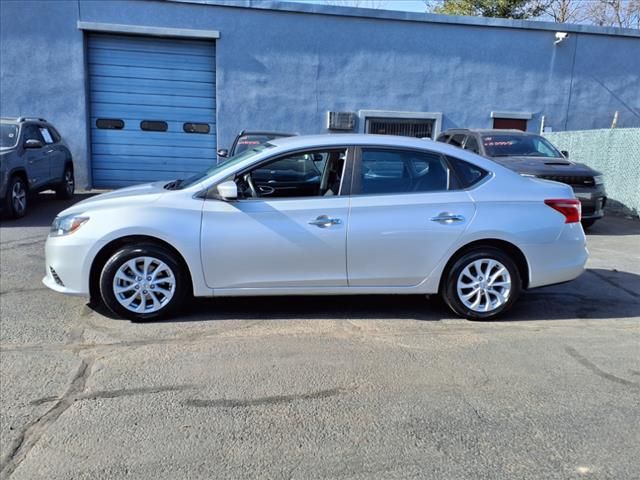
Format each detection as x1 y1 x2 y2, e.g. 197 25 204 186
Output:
442 248 522 320
56 165 74 200
99 243 187 321
6 175 28 219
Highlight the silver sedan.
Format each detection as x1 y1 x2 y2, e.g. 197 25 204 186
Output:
43 134 587 321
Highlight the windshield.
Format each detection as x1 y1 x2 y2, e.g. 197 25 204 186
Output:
0 124 19 149
482 134 563 158
173 143 274 189
234 134 289 155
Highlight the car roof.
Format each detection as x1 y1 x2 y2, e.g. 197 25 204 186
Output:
268 133 448 149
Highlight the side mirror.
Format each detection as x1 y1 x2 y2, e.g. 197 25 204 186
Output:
24 139 43 149
216 180 238 200
561 150 569 158
217 148 229 158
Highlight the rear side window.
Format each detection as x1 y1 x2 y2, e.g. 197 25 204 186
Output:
436 133 450 143
449 134 466 147
447 156 489 188
355 149 450 195
464 136 479 154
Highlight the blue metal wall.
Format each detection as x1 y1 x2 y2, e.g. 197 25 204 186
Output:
1 0 639 189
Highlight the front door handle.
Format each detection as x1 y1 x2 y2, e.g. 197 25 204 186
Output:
308 215 342 228
430 212 465 224
46 149 55 154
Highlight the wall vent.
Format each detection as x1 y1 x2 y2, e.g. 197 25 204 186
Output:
327 111 356 131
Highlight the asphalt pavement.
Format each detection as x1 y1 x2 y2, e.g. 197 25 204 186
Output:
1 192 639 480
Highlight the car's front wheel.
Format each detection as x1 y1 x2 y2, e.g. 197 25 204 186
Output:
99 243 188 321
5 175 28 219
442 248 522 320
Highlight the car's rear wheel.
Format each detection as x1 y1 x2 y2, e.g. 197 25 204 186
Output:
442 248 521 320
99 244 187 321
6 175 28 219
56 164 74 200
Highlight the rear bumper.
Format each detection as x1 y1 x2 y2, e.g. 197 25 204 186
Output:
523 223 588 289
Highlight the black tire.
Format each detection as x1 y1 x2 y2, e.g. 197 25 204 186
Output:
99 243 188 321
441 247 522 321
581 219 597 230
55 164 74 200
5 175 28 219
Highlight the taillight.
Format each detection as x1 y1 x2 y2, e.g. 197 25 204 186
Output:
544 199 581 223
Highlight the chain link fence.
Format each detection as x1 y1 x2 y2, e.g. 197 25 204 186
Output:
544 128 640 217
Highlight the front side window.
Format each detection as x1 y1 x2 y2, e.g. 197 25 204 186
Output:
355 148 450 195
482 134 562 158
234 148 347 199
22 125 44 144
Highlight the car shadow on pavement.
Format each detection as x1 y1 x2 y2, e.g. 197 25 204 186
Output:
0 192 98 227
585 215 640 236
89 267 640 323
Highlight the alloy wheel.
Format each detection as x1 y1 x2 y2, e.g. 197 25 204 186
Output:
12 181 26 215
112 256 176 314
456 258 512 313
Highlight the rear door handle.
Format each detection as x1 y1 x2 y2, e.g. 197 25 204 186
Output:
308 215 342 228
430 213 465 224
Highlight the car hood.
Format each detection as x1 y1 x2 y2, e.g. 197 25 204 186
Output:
489 156 598 176
58 181 169 216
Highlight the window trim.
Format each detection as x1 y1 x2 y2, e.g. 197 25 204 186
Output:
351 145 454 197
207 145 355 202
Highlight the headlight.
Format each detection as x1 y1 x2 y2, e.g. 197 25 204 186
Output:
594 175 604 185
50 214 89 237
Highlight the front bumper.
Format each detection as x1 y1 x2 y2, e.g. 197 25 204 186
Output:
573 184 607 220
42 234 96 296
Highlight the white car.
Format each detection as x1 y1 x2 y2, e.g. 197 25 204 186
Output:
44 134 587 321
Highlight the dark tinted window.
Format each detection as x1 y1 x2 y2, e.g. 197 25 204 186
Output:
356 149 450 195
447 156 488 188
96 118 124 130
48 126 62 142
464 136 479 154
22 125 44 143
449 134 466 147
183 122 210 134
436 133 450 143
235 149 346 199
140 120 168 132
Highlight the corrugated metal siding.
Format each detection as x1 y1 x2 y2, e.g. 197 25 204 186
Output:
88 33 216 188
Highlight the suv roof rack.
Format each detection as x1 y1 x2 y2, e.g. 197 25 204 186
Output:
16 117 47 123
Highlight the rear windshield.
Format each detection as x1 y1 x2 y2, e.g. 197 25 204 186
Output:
0 124 19 149
482 134 562 158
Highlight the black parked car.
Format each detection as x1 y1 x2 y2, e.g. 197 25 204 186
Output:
0 117 74 218
436 129 606 228
217 130 296 160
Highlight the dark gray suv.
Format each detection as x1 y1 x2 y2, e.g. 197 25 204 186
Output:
0 117 74 218
436 129 606 228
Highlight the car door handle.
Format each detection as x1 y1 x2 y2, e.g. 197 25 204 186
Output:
308 215 342 228
46 149 54 154
430 213 465 223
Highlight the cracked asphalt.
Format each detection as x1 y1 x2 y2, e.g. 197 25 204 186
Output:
1 193 639 480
